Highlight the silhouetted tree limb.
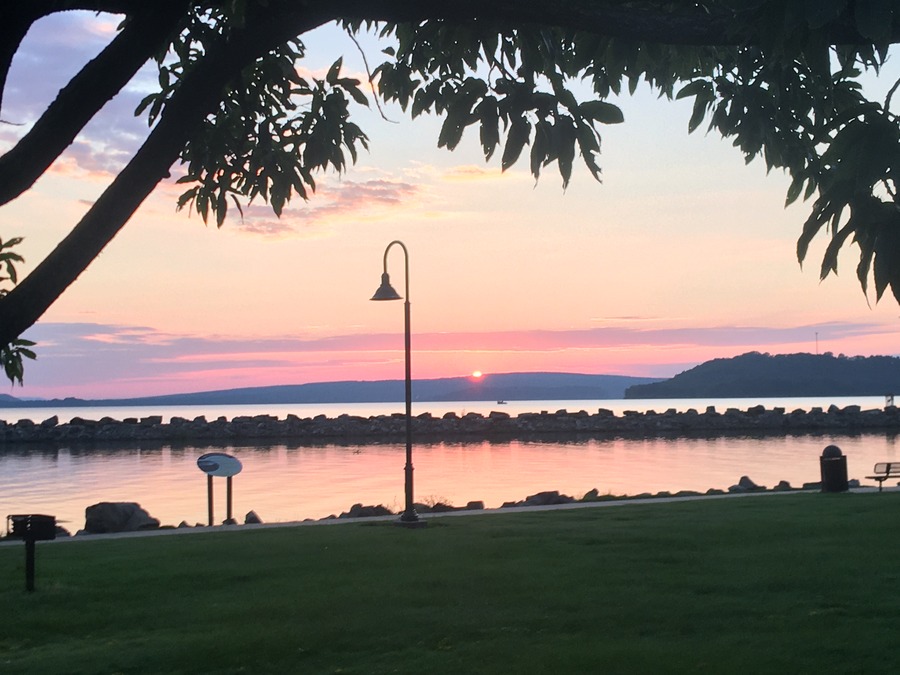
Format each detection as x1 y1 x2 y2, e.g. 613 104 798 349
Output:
0 4 335 345
0 3 189 205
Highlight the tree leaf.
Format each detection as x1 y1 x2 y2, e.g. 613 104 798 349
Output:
501 118 531 172
873 221 900 301
676 80 711 100
785 175 805 207
325 57 343 85
688 95 709 134
438 108 467 151
543 116 577 188
577 100 624 125
343 82 369 107
477 97 500 160
530 121 549 179
820 218 858 279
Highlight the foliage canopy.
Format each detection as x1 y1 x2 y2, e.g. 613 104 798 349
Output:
2 0 900 382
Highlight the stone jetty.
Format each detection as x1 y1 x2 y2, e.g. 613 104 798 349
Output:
1 403 900 444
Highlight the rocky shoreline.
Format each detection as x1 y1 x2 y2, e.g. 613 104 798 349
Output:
2 403 900 444
18 473 859 538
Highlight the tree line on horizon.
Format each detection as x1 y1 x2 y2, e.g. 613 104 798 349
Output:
625 351 900 399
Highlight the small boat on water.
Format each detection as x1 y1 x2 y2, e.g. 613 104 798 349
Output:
497 400 507 404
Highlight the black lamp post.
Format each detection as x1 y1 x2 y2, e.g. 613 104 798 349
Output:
371 240 424 527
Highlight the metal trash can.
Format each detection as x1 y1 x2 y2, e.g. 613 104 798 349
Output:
820 445 848 493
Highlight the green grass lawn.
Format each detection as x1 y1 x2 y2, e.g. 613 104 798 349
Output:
2 492 898 674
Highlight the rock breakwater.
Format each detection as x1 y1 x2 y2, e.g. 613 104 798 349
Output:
2 404 900 444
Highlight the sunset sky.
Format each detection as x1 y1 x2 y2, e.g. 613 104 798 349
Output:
3 13 900 400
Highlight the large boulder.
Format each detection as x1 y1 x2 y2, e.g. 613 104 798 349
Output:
729 475 766 493
84 502 160 534
523 490 576 506
340 503 393 519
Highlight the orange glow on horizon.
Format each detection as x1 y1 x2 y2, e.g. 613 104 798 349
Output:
471 370 483 378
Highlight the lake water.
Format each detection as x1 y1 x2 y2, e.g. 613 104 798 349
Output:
2 396 898 532
2 394 894 424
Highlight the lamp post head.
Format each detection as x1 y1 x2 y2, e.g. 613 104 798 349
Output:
370 272 402 301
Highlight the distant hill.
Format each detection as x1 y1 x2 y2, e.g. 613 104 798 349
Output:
0 372 662 408
625 352 900 399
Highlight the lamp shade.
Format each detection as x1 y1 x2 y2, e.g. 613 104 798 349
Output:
371 272 402 301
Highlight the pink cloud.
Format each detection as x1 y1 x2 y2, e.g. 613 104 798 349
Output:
442 165 503 182
230 179 420 236
11 319 900 400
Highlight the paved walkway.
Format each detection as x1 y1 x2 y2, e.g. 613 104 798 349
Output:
2 485 890 547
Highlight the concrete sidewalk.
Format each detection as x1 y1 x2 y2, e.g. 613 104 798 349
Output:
2 484 889 547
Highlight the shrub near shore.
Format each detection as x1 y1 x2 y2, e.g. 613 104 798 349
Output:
2 403 900 444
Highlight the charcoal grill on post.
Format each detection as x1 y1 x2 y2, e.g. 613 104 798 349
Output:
7 514 56 591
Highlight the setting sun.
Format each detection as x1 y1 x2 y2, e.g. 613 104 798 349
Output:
472 371 483 378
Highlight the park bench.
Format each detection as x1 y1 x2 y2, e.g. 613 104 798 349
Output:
866 462 900 492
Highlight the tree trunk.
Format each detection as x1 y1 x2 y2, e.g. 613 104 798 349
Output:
0 8 334 345
0 3 187 206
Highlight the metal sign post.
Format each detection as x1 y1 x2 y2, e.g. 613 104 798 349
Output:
197 453 243 526
207 474 214 526
226 475 234 523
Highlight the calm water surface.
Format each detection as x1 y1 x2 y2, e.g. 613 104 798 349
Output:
1 394 892 424
2 397 897 531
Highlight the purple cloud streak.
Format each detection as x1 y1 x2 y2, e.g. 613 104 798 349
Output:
10 320 896 399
